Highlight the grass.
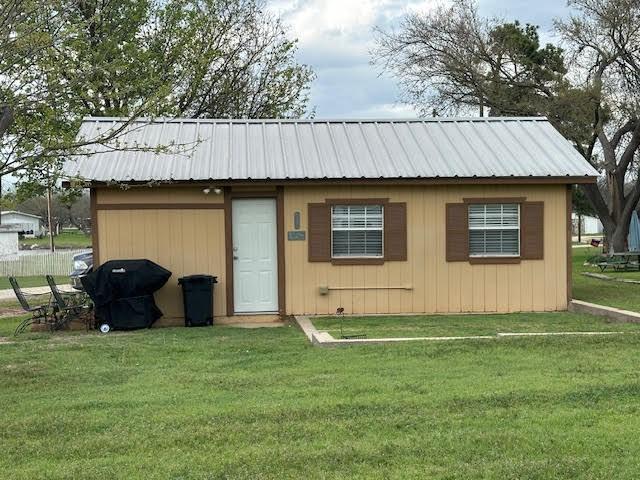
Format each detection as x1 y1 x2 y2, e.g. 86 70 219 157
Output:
311 247 640 339
21 230 91 249
572 247 640 311
2 322 640 478
313 311 640 339
3 248 640 478
0 275 69 290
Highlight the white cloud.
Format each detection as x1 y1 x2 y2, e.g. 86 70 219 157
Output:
267 0 440 117
266 0 569 118
271 0 383 43
350 102 420 118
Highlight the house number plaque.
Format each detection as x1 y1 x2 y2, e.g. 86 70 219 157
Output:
287 231 306 241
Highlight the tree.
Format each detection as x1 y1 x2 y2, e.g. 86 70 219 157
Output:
573 184 597 242
154 0 314 118
1 0 314 181
373 0 640 252
372 1 570 117
556 0 640 252
0 1 69 180
59 191 91 234
16 184 91 235
1 0 313 249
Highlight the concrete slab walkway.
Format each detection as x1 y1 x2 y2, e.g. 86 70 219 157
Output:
228 322 286 329
294 315 629 347
569 299 640 323
582 271 640 284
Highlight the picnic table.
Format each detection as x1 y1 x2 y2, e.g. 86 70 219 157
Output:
595 251 640 272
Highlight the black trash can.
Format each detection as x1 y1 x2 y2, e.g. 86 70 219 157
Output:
178 275 217 327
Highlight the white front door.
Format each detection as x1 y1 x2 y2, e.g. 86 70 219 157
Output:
232 198 278 313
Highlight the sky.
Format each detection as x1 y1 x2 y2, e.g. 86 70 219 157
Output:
267 0 573 119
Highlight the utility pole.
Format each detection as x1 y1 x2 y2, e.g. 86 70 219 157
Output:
47 185 54 252
577 213 582 244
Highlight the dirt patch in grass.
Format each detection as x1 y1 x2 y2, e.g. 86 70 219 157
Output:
0 308 24 318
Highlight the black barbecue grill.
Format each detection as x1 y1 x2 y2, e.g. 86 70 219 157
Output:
81 259 171 332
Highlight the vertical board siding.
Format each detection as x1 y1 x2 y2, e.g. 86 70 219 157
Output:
97 186 225 205
283 184 568 316
96 183 568 319
97 208 226 319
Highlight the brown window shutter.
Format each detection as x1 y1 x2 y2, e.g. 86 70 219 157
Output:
308 203 331 262
521 201 544 260
384 202 407 261
446 203 469 262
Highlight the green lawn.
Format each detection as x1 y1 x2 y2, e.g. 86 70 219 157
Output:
2 322 640 478
3 248 640 478
0 275 69 290
21 230 91 249
572 247 640 311
575 248 640 280
313 311 640 339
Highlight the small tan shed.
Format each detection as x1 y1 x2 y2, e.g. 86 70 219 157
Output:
66 117 599 324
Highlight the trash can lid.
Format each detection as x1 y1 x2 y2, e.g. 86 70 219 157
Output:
178 274 218 284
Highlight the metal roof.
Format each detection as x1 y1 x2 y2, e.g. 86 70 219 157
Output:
63 117 599 182
1 210 42 220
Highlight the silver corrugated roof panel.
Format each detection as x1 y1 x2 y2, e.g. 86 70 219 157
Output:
63 117 599 182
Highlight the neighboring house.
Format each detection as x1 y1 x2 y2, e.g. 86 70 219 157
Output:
1 211 43 237
0 225 20 256
64 117 598 325
571 213 604 236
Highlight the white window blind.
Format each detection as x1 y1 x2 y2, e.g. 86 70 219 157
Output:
331 205 383 258
468 204 520 257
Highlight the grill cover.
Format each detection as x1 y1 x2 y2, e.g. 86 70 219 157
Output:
81 259 171 329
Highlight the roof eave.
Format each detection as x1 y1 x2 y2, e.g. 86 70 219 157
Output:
64 175 598 189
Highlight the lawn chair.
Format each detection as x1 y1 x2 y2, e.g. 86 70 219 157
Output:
46 275 94 331
11 276 53 335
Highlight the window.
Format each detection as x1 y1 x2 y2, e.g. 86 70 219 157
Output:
468 203 520 257
331 205 383 258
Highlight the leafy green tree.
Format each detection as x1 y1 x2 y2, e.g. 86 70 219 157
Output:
373 0 640 252
1 0 314 181
16 182 90 234
0 191 17 211
154 0 314 118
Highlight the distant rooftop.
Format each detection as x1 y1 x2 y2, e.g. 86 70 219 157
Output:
63 116 599 183
1 211 41 219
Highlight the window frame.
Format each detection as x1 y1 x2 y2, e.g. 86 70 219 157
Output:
330 204 385 259
468 203 521 258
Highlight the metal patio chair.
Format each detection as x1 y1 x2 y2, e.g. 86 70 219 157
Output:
11 276 53 335
46 275 94 331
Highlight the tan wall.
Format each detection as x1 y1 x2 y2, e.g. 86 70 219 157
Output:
94 183 569 320
95 187 227 320
283 184 569 315
97 186 225 205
